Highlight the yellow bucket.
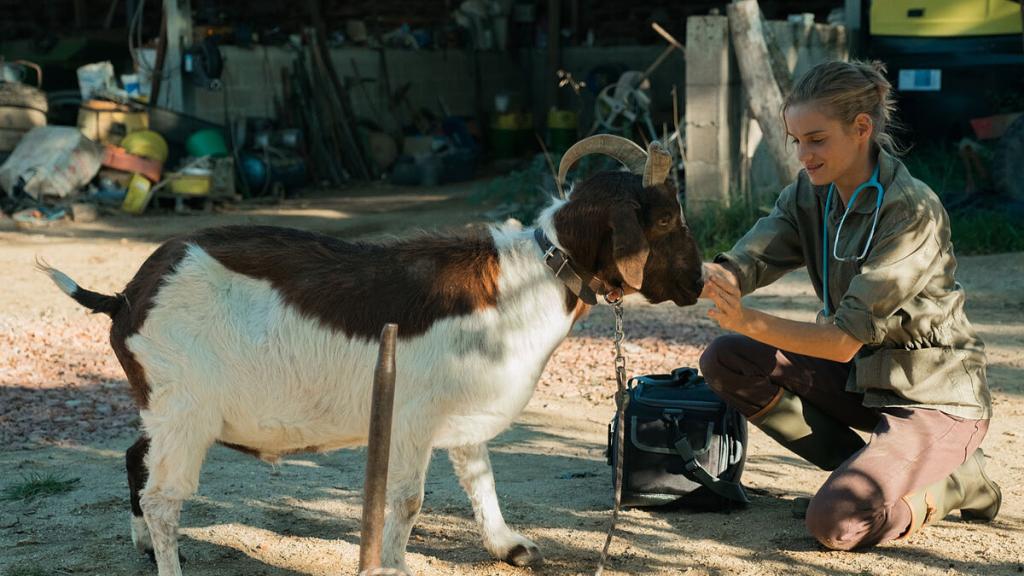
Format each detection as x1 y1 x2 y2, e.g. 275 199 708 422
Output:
121 130 169 163
547 108 578 130
121 173 154 215
170 174 212 196
547 108 578 153
493 112 520 130
78 100 149 145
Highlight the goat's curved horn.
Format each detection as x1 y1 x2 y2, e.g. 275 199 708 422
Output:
643 141 673 188
557 134 648 190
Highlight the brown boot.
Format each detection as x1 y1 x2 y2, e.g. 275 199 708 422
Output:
899 448 1001 540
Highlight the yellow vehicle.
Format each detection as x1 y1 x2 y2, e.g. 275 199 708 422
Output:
864 0 1024 141
872 0 1022 37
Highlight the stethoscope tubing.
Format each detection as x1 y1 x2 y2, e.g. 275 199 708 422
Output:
822 164 885 317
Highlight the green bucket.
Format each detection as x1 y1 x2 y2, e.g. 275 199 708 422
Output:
547 109 577 154
491 113 533 159
186 128 229 158
492 113 518 159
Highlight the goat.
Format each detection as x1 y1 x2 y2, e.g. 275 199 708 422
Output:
40 135 704 575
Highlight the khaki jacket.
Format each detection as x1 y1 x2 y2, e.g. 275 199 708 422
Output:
717 150 991 419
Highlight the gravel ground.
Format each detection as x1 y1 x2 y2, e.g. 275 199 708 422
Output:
1 189 1021 576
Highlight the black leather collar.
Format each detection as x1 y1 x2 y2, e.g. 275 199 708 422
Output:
534 227 615 305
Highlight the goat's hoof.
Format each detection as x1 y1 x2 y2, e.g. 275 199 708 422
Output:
504 543 543 567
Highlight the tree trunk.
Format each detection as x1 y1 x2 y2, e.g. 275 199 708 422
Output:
727 0 802 183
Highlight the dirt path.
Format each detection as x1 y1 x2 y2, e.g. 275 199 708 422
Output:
1 185 1021 576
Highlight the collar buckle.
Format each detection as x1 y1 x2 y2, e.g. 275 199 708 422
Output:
604 288 624 305
543 244 558 262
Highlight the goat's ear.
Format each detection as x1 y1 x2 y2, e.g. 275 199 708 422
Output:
608 203 650 289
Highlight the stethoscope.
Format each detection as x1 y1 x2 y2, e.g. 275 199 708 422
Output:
821 163 885 317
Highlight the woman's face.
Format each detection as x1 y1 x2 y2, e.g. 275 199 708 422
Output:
784 102 871 187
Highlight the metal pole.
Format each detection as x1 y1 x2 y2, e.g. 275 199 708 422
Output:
359 323 398 573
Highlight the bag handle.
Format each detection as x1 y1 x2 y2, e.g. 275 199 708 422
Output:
671 421 750 504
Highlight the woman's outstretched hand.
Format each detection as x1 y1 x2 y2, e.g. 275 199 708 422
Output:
700 263 747 331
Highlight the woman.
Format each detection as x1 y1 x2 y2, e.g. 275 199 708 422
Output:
698 60 999 550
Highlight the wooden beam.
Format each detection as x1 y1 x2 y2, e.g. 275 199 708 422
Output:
104 0 120 30
149 6 168 107
547 0 561 111
569 0 579 46
727 0 801 183
74 0 87 29
844 0 863 55
162 0 193 112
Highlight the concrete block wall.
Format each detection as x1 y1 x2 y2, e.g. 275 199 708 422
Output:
188 46 299 124
337 49 522 126
187 46 513 126
684 15 847 216
184 44 680 149
684 15 742 217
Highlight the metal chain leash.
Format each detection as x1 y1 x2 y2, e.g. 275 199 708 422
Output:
612 300 627 392
595 299 629 576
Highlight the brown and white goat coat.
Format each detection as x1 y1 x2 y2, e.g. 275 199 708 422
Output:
42 141 703 576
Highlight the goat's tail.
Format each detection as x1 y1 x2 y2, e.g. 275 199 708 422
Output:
36 258 124 317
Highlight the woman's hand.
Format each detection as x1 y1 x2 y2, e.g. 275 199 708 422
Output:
700 263 739 300
701 263 748 331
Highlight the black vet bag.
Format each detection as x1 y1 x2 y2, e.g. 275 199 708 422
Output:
608 367 750 509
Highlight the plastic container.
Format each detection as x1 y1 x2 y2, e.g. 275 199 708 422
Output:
170 173 212 196
491 112 533 159
491 113 519 159
238 152 306 195
77 99 149 145
547 108 577 154
186 128 229 158
239 153 269 190
120 130 169 163
101 144 163 182
121 173 153 215
76 61 115 100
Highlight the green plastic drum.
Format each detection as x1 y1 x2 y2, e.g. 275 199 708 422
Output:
547 109 577 154
186 128 229 158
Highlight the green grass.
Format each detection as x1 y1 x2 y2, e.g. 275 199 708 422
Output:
0 473 80 502
902 142 968 200
690 198 763 261
903 142 1024 255
948 209 1024 255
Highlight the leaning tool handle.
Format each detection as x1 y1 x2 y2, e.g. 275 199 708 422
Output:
359 324 407 576
638 22 685 84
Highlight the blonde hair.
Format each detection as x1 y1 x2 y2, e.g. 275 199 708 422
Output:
783 60 902 155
